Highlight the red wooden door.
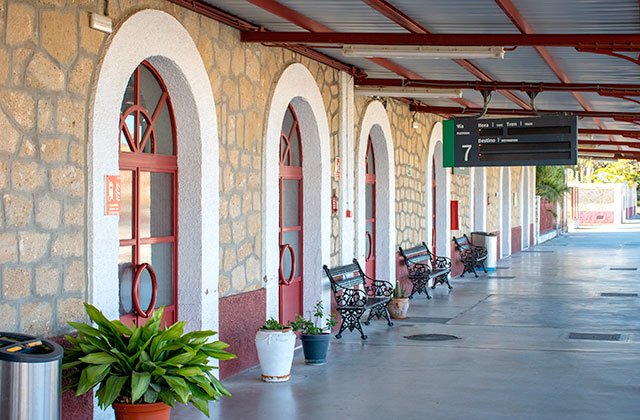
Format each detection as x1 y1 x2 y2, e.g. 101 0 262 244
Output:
118 62 178 327
432 157 437 254
365 136 376 279
279 105 303 324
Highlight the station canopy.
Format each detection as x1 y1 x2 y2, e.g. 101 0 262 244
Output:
176 0 640 161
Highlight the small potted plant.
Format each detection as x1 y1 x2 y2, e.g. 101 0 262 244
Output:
289 301 337 365
255 317 296 382
62 304 236 420
388 281 410 319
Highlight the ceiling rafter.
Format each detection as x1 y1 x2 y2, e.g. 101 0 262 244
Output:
494 0 609 136
579 140 640 149
409 104 640 120
245 0 478 108
361 0 530 110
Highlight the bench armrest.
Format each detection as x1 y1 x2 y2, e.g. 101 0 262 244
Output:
362 274 394 298
332 284 367 308
433 255 452 269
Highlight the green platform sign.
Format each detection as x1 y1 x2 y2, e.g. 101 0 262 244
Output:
443 115 578 168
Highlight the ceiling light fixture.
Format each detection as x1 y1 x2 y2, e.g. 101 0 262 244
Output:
343 45 505 59
355 86 463 99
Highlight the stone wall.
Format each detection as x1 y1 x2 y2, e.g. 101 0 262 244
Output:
451 171 471 234
510 167 522 227
0 0 108 334
486 167 500 232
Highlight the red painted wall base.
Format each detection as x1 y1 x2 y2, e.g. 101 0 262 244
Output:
219 288 266 378
511 226 522 255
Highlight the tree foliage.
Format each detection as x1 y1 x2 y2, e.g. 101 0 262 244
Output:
536 166 569 203
577 159 640 186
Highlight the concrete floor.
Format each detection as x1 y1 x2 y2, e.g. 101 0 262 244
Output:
173 224 640 420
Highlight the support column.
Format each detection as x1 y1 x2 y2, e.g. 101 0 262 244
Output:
339 72 355 263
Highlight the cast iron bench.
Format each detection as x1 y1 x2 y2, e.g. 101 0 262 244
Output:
322 259 394 340
398 242 452 299
452 234 488 278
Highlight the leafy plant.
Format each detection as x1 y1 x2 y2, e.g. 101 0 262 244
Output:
62 304 236 416
288 301 337 335
536 165 570 203
393 282 407 298
261 318 289 331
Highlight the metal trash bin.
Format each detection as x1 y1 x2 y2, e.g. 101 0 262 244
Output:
471 232 497 271
0 332 64 420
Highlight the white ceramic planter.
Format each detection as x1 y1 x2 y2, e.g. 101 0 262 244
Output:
255 328 296 382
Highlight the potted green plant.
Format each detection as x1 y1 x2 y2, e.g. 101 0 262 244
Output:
289 301 337 365
388 281 410 319
255 318 296 382
62 304 236 420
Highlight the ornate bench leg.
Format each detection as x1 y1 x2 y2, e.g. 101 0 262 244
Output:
382 305 393 327
355 321 367 340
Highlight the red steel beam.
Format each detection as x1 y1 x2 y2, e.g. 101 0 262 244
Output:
409 104 640 119
240 32 640 47
494 0 609 135
166 0 362 76
356 78 640 95
246 0 478 109
579 140 640 148
361 0 530 109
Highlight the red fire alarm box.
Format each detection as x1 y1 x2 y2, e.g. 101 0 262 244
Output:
331 191 338 214
450 200 459 230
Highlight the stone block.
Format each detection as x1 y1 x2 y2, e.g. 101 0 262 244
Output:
19 231 50 263
69 141 83 166
0 161 8 190
21 302 53 335
218 274 230 296
219 222 231 244
245 255 260 284
63 260 84 293
57 297 86 327
230 266 246 291
41 10 77 66
37 98 54 134
229 194 241 218
35 265 60 296
56 98 85 139
68 56 93 96
3 193 33 227
35 194 62 229
25 53 65 91
0 232 18 264
6 3 35 46
0 89 36 131
237 241 252 262
0 48 9 84
63 201 83 226
222 248 236 273
50 165 83 197
232 220 247 243
51 232 83 258
19 137 36 158
12 161 45 191
3 266 31 299
0 304 17 331
40 138 68 162
79 12 105 54
0 110 20 155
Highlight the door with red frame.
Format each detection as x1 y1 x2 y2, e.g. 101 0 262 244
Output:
365 136 376 279
432 156 437 254
118 62 178 327
279 105 303 324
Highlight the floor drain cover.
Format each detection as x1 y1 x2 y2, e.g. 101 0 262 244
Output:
601 293 638 297
568 333 621 341
404 334 460 341
609 267 637 271
407 317 451 324
495 266 510 269
487 276 516 279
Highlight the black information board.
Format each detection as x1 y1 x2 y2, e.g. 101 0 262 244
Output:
443 115 578 167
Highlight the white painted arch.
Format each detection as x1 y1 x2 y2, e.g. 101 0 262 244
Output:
88 9 218 418
521 167 530 249
500 166 511 257
355 100 396 283
472 167 487 232
263 63 331 321
426 122 451 258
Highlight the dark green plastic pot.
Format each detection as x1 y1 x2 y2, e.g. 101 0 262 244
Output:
300 333 330 365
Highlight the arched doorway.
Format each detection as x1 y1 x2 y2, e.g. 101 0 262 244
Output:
426 123 451 259
500 167 511 257
365 135 376 278
522 167 530 249
264 63 331 322
118 62 178 326
278 104 303 324
355 101 395 283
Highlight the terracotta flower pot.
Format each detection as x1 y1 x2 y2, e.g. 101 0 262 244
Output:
388 297 410 319
112 402 171 420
